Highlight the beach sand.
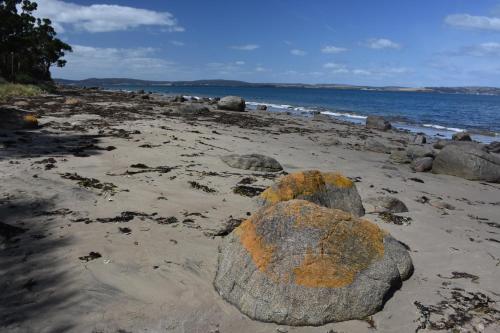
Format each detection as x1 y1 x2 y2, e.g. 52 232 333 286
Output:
1 88 499 332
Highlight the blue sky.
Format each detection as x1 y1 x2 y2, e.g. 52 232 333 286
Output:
36 0 500 86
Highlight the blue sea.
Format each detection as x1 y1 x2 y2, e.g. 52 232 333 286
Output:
103 85 500 143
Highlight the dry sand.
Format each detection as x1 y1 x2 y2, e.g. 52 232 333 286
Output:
0 88 499 333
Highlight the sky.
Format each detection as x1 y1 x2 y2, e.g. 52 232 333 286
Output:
32 0 500 87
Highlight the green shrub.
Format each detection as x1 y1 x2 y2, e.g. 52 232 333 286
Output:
0 83 43 101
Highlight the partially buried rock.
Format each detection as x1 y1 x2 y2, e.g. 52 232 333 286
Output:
485 141 500 154
178 103 210 114
432 143 500 182
217 96 246 112
256 104 267 111
452 132 472 141
0 107 38 129
259 170 365 216
364 196 408 213
214 200 413 325
390 150 412 164
364 139 391 154
411 157 434 172
221 154 283 172
366 115 392 131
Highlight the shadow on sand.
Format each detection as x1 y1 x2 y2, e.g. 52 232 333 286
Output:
0 198 79 332
0 129 110 160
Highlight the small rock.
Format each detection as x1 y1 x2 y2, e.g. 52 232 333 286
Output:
217 96 246 112
221 154 283 172
390 150 412 164
485 141 500 154
256 104 267 111
412 134 427 144
452 132 472 141
412 157 434 172
364 196 408 213
366 115 392 131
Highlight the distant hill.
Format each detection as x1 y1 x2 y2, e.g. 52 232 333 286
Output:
54 78 500 95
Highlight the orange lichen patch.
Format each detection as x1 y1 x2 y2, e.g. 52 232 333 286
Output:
293 217 385 288
323 172 353 189
235 218 275 272
282 200 353 229
23 114 38 127
261 170 350 204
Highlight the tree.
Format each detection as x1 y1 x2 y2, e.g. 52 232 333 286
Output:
0 0 71 82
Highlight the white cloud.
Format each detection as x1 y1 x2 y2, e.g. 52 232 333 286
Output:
323 62 343 69
290 49 307 56
53 44 176 78
255 66 268 72
35 0 184 33
229 44 260 51
366 38 401 49
235 61 245 65
170 40 185 46
321 45 347 54
322 62 411 77
352 69 372 75
445 14 500 31
460 42 500 56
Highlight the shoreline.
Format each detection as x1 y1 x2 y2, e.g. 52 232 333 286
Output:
104 87 500 144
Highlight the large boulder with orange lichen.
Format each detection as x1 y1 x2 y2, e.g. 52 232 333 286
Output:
214 200 413 325
259 170 365 216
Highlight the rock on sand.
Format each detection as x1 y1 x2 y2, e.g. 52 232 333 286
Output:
259 170 365 216
217 96 246 112
432 143 500 182
221 154 283 172
214 200 413 325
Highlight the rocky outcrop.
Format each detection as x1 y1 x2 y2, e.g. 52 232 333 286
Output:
364 196 408 213
432 144 500 182
221 154 283 172
217 96 246 112
259 170 365 216
214 200 413 325
0 107 39 129
366 115 391 131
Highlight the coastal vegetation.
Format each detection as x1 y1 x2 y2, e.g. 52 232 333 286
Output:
0 82 42 101
0 0 71 83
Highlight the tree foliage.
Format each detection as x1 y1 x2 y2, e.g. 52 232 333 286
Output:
0 0 71 82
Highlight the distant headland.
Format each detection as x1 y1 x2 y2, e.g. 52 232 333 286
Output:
55 78 500 96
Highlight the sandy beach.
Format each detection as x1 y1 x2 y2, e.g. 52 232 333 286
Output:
1 87 499 333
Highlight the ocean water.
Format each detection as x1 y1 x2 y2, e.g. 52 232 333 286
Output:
103 85 500 143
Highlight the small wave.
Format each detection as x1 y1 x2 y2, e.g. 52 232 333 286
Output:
422 124 464 133
183 95 201 100
246 101 316 113
321 111 367 120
